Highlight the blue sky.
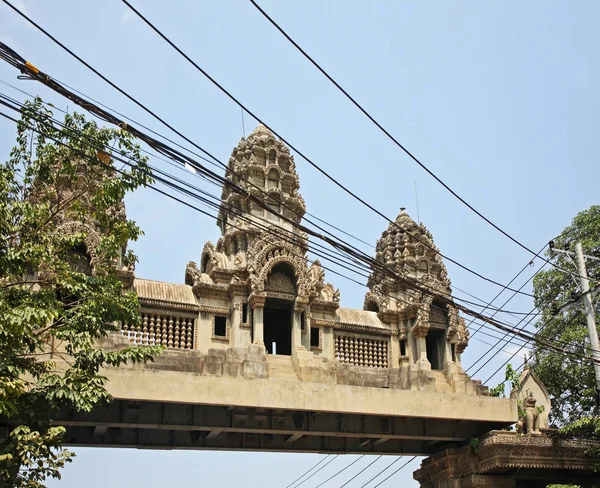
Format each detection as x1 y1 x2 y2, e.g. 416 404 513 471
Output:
1 0 599 486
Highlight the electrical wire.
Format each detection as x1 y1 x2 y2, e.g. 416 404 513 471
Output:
2 104 598 486
284 455 331 488
338 456 382 488
0 65 546 345
355 456 405 488
119 0 552 297
291 455 339 488
312 455 365 488
372 456 417 487
1 97 595 367
2 89 596 488
246 0 596 285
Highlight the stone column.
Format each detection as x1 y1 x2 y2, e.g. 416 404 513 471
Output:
412 328 431 371
230 298 242 348
292 310 302 350
293 298 308 352
305 311 312 351
249 293 266 348
253 307 264 346
444 339 453 367
229 284 247 348
390 326 400 369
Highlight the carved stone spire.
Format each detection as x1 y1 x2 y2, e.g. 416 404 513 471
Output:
217 124 305 239
368 210 450 293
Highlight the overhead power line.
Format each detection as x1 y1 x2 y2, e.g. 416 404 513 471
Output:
0 91 529 354
112 0 546 299
2 102 598 488
312 455 365 488
246 0 595 285
291 455 339 488
0 95 593 488
284 455 331 488
1 81 595 367
0 43 547 344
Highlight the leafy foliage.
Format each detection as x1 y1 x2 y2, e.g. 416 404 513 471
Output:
530 206 600 426
0 99 161 486
489 363 521 398
551 416 600 475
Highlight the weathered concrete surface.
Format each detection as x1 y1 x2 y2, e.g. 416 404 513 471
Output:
102 365 515 423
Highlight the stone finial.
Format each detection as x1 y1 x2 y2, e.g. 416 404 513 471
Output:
248 123 273 139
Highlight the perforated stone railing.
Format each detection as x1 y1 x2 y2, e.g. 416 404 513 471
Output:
121 312 195 350
334 334 389 368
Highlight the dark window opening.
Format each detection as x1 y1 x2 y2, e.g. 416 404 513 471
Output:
366 301 379 313
310 327 319 348
451 343 457 362
214 316 227 337
425 329 445 370
242 303 248 323
300 311 306 331
400 339 407 357
264 298 292 355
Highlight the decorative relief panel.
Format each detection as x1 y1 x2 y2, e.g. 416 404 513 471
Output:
266 271 296 294
334 334 389 368
121 311 195 349
429 303 449 329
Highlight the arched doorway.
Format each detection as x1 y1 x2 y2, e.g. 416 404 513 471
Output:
263 263 296 355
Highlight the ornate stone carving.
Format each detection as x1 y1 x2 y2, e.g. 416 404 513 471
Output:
320 283 340 303
54 221 102 270
306 260 325 298
412 295 433 338
363 285 387 313
511 367 551 432
247 237 307 296
519 391 542 435
414 430 600 488
185 261 214 296
265 271 296 294
363 210 468 351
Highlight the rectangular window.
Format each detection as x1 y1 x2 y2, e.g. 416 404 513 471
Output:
301 311 306 331
451 343 456 362
214 316 227 337
310 327 319 348
242 302 248 324
400 339 407 357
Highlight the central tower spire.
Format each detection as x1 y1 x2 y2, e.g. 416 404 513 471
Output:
217 124 305 240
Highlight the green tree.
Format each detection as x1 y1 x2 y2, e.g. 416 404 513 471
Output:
530 205 600 426
0 99 160 486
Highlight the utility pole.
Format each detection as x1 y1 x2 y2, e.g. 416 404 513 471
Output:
575 241 600 410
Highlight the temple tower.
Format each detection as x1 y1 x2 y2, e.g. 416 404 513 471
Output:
187 125 333 356
364 210 469 371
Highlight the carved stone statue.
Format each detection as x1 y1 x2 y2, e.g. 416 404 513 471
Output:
522 391 541 435
511 367 551 434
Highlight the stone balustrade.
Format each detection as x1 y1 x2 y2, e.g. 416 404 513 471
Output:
121 311 195 350
334 334 389 368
